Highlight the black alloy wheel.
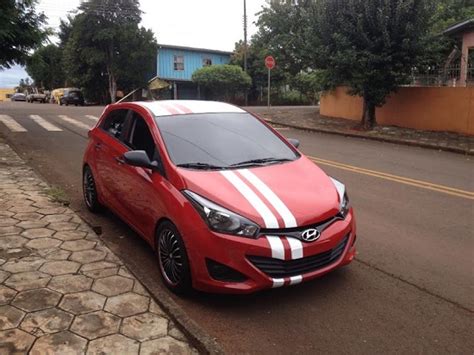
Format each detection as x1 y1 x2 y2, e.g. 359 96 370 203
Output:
156 222 191 294
82 165 103 213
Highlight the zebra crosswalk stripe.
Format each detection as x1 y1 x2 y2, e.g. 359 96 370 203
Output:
0 115 27 132
29 115 63 132
85 115 99 121
57 115 92 130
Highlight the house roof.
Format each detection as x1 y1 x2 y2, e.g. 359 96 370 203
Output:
443 18 474 36
158 44 233 56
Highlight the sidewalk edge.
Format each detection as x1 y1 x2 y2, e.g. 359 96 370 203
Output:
265 119 472 156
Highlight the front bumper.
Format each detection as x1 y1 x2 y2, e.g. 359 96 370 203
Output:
185 209 356 294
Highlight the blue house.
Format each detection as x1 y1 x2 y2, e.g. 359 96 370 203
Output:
157 44 232 99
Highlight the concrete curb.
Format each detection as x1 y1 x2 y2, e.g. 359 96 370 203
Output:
265 119 473 156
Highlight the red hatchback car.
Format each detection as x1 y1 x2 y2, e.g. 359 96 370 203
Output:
83 100 357 294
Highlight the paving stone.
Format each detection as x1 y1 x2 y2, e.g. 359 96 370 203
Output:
20 308 73 335
16 220 49 229
105 252 124 264
30 330 87 354
0 305 25 330
41 214 72 223
70 249 106 263
20 227 54 239
105 292 149 317
0 226 23 236
48 221 78 231
36 207 68 215
39 260 80 276
53 230 86 241
8 205 38 213
92 275 134 297
140 336 195 355
48 274 93 294
0 211 14 218
81 267 119 279
149 301 166 316
80 261 118 272
25 237 62 250
0 247 31 261
0 235 29 250
0 270 10 283
12 288 61 312
1 257 45 273
0 218 18 227
87 334 139 355
71 310 120 340
61 239 96 252
12 212 43 222
59 291 106 314
133 281 149 296
169 324 188 342
118 266 134 279
121 312 168 341
0 329 35 354
0 286 17 305
43 249 71 261
4 271 51 291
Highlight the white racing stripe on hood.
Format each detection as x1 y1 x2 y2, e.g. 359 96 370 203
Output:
237 169 304 260
266 236 285 260
220 170 279 228
286 237 303 259
238 169 297 228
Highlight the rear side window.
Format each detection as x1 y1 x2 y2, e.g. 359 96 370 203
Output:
101 109 128 139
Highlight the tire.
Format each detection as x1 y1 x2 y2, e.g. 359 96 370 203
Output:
156 222 192 294
82 165 103 213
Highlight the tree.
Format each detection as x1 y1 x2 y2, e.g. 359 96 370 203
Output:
62 0 158 103
192 65 252 101
25 44 65 89
0 0 48 69
310 0 433 129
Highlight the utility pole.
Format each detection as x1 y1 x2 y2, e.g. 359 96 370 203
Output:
243 0 248 106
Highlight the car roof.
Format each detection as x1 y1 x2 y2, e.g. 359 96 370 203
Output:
135 100 245 117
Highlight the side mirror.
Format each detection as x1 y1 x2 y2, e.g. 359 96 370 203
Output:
288 138 300 148
123 150 159 170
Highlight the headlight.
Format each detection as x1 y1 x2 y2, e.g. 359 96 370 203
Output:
182 190 260 238
330 177 350 218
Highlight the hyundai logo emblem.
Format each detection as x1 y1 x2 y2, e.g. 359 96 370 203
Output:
301 228 321 242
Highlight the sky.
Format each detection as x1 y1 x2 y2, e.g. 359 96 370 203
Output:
0 0 267 88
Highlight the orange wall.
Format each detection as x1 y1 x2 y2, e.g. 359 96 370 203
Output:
320 86 474 135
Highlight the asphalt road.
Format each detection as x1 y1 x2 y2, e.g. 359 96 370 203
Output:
0 102 473 354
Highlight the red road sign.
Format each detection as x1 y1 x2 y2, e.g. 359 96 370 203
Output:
265 56 276 70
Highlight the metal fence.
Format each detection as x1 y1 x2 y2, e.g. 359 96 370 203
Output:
409 64 474 87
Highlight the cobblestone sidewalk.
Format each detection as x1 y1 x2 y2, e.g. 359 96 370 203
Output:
0 142 196 354
247 107 473 155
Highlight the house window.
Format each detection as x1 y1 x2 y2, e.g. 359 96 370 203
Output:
202 58 212 66
174 55 184 71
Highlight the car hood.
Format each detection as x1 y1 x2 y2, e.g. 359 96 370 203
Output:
178 156 341 228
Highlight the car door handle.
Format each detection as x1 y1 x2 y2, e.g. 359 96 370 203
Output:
115 156 125 164
94 143 102 150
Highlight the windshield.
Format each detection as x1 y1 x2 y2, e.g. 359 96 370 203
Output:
155 113 299 169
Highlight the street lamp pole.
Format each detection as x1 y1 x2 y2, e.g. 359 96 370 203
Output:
243 0 248 106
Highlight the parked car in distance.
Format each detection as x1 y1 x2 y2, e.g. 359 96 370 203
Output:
27 92 47 103
82 100 357 294
11 93 26 101
60 89 84 106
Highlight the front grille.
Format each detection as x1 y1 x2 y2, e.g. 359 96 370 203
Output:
248 235 349 278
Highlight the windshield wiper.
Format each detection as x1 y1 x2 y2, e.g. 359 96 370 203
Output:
231 157 293 167
176 162 227 170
